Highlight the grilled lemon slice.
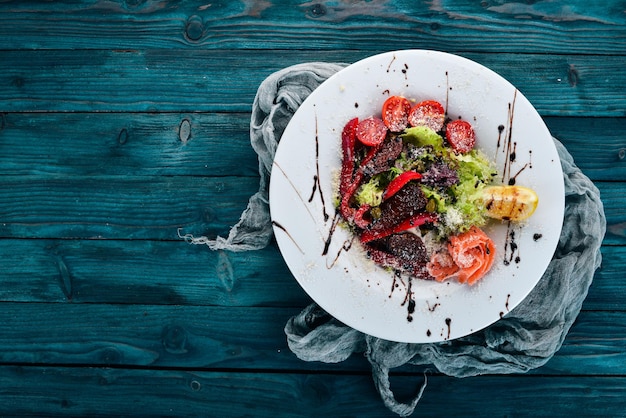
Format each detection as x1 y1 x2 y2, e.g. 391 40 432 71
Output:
482 185 539 221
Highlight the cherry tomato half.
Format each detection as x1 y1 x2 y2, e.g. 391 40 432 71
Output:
445 119 476 153
356 117 388 146
382 95 411 132
408 100 445 132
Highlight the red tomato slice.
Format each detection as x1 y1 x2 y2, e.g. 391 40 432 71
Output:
382 96 411 132
355 117 388 146
445 119 476 153
408 100 445 132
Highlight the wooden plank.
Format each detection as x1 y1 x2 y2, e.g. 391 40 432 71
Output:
584 246 626 312
0 0 624 54
0 175 259 240
0 303 301 370
0 302 623 375
0 239 305 307
599 182 626 246
538 310 626 376
1 50 625 116
0 112 259 177
0 238 616 310
0 366 625 417
546 117 626 182
1 112 624 181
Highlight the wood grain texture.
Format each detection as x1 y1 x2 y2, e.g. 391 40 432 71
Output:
1 50 625 116
0 112 259 177
0 175 259 240
0 366 625 417
0 0 624 54
546 117 626 181
0 239 304 307
0 302 623 375
1 112 624 180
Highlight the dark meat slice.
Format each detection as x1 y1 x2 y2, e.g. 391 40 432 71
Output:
361 134 403 177
368 181 427 233
421 161 459 188
385 233 428 268
365 233 430 278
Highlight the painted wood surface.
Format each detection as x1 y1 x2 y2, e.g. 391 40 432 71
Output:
0 0 624 416
0 0 624 54
0 366 624 417
1 50 625 116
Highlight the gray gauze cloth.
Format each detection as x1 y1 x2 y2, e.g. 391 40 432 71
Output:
183 63 606 417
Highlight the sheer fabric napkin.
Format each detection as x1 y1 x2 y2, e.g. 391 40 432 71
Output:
181 63 606 416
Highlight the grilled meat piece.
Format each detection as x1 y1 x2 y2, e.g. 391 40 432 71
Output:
361 134 404 177
368 181 427 233
385 233 428 269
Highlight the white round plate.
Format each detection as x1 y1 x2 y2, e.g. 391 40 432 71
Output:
269 50 564 343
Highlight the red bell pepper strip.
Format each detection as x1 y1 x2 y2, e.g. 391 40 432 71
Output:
339 126 386 223
340 118 358 196
353 205 372 229
360 212 438 244
383 171 423 200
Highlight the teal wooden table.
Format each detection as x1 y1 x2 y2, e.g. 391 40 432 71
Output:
0 1 624 416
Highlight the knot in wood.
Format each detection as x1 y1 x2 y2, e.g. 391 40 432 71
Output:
100 347 123 364
161 324 188 354
567 64 579 87
117 128 129 145
179 119 191 143
185 15 204 42
619 148 626 160
308 3 327 18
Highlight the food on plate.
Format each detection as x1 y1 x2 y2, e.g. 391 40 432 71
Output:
482 185 539 221
337 95 538 285
427 226 495 285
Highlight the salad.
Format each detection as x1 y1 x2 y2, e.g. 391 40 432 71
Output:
337 95 538 285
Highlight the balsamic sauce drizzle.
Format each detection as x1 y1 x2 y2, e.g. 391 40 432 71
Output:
498 89 518 184
273 161 318 225
496 89 534 266
327 237 354 270
323 213 356 269
389 270 405 297
308 113 330 222
322 212 341 256
272 221 304 255
499 294 512 319
503 227 521 266
386 54 396 73
401 275 416 322
427 301 440 312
